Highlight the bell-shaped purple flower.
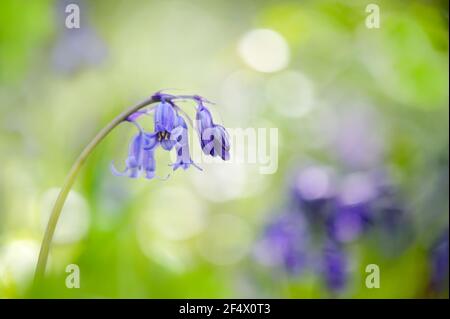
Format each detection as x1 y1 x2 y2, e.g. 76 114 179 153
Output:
170 115 201 171
111 131 158 179
196 104 214 151
196 104 214 137
112 92 229 181
201 124 231 161
154 101 176 133
195 102 230 161
153 101 177 151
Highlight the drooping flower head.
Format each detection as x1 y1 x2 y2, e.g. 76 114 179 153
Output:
194 96 230 161
170 114 201 171
111 121 158 179
111 92 229 180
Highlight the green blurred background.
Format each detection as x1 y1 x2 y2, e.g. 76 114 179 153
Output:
0 0 448 298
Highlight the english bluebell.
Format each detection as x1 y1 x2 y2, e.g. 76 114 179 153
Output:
290 166 336 223
195 98 230 161
111 92 229 180
327 202 371 243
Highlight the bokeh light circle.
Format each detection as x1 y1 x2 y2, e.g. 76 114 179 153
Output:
238 29 290 73
139 187 206 241
266 70 315 118
191 163 266 202
40 188 90 244
197 213 252 266
0 239 39 288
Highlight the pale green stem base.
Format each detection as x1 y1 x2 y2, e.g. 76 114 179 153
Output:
33 96 157 285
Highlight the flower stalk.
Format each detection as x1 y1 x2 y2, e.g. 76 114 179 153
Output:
33 95 157 284
34 91 230 286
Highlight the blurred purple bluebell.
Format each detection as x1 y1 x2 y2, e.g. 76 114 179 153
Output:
291 165 336 222
331 106 384 170
111 92 227 180
254 163 415 296
429 229 449 292
321 241 348 292
52 0 107 74
327 201 371 243
326 173 377 243
254 212 310 274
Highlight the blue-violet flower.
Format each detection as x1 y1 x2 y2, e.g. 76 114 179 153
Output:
111 92 228 180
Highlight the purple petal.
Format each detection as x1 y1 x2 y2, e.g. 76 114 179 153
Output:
143 149 156 180
196 105 214 133
154 101 176 133
160 139 175 151
110 161 129 177
144 132 159 150
202 125 230 160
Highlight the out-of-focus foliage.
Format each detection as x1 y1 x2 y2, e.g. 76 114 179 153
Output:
0 0 448 298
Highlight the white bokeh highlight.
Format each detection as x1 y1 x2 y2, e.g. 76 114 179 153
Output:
0 239 40 289
138 187 206 241
40 188 90 244
191 163 267 202
266 70 316 118
238 29 290 73
197 213 252 266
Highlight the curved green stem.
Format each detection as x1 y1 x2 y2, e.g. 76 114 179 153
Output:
33 96 158 285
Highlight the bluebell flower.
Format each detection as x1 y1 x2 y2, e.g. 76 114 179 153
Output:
111 129 158 179
195 99 230 161
321 241 348 292
112 92 228 180
196 102 214 150
154 100 177 149
52 0 107 74
291 165 336 222
254 212 310 274
327 201 371 243
170 115 202 171
326 172 378 243
202 124 231 161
